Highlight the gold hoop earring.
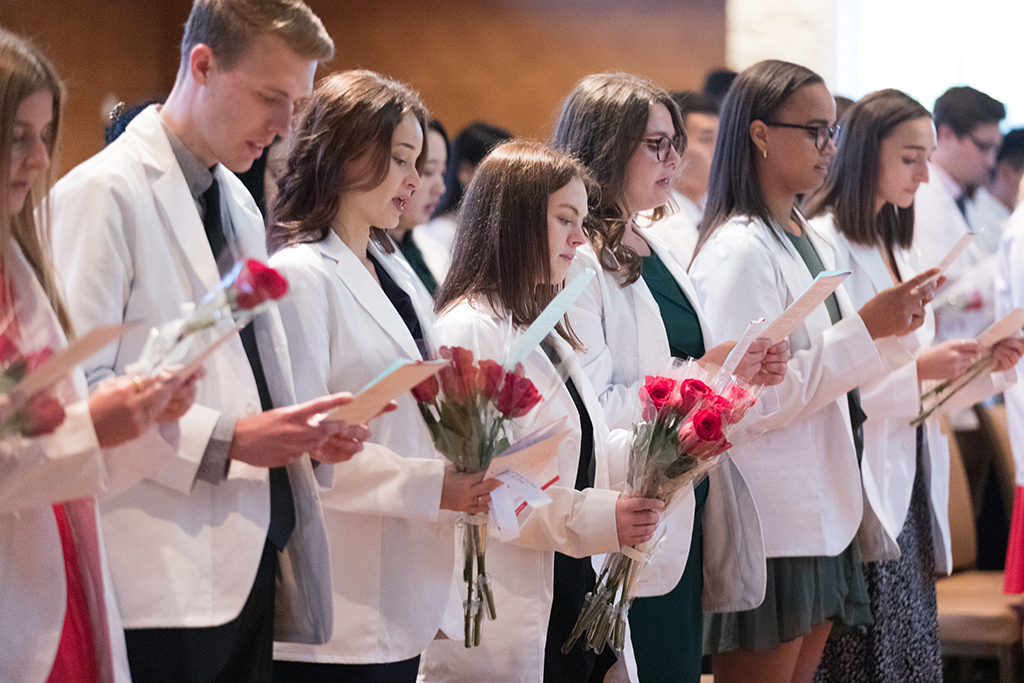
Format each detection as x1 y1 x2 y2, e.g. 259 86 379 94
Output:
762 148 768 159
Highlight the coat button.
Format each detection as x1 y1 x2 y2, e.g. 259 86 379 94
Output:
245 401 258 415
566 438 578 450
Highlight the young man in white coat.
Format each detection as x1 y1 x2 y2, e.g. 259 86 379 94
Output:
48 2 371 681
914 86 1005 342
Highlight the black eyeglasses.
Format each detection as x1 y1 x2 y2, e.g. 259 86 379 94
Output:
763 121 840 151
641 133 685 162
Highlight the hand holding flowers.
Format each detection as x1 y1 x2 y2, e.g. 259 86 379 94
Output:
564 360 762 655
412 344 545 647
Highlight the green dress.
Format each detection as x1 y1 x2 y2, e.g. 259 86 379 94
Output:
629 250 709 683
703 226 872 655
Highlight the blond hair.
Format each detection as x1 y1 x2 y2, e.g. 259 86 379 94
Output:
0 29 72 335
180 0 334 70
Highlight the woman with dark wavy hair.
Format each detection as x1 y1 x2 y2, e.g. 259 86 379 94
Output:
804 89 1023 682
690 60 939 683
268 70 498 682
552 72 790 683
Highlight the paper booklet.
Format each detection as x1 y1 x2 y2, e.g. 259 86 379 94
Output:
321 358 448 425
484 416 567 541
720 318 768 377
762 270 851 345
977 308 1024 348
921 233 974 287
12 322 128 398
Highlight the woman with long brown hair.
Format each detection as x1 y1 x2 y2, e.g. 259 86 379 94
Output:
0 28 199 682
552 72 790 683
419 139 664 683
268 70 498 682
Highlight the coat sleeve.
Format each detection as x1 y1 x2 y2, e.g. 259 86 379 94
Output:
0 401 105 513
51 170 222 496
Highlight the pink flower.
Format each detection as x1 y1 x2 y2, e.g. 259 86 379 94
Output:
19 393 65 437
720 384 756 424
678 408 731 458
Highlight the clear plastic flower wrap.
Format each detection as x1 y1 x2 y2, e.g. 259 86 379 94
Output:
129 258 288 376
563 358 764 654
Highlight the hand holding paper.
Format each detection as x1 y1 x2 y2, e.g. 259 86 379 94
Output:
762 271 850 344
859 268 939 339
321 359 447 425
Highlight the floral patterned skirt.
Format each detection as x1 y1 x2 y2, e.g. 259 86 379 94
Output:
814 433 942 683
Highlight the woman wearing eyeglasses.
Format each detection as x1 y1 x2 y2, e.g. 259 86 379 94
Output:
689 60 939 683
552 72 790 683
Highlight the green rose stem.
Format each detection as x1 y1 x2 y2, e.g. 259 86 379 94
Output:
911 355 994 427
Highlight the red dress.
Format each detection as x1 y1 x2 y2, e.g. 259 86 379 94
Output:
1004 486 1024 594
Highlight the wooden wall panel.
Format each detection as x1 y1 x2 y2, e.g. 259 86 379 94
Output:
1 0 725 174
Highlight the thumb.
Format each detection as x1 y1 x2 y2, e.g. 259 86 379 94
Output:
902 267 940 293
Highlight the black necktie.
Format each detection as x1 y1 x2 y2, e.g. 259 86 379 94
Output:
202 177 295 551
955 193 969 219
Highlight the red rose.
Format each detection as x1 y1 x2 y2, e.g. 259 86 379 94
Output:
678 408 730 458
438 346 480 402
720 384 756 424
19 393 66 437
478 359 504 400
676 379 714 417
25 347 53 372
496 370 543 418
234 259 289 310
411 373 440 403
642 376 679 412
0 334 18 367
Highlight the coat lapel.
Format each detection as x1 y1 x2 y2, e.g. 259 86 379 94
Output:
131 107 222 297
321 232 424 362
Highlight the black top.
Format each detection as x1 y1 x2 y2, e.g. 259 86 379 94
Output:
368 253 428 361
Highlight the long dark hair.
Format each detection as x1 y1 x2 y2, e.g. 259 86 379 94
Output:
268 70 428 253
435 140 594 348
693 60 823 261
803 89 931 250
552 72 685 287
434 121 512 217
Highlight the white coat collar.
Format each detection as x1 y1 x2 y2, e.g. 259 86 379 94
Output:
315 230 426 362
128 106 224 295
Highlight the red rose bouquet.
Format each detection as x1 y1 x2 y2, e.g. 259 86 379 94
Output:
0 343 65 437
413 345 543 647
564 359 761 654
131 258 289 375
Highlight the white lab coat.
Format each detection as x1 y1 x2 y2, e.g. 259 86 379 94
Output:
566 237 766 611
689 214 918 558
813 213 1013 575
269 234 455 664
0 241 144 683
413 215 457 283
419 299 627 683
996 206 1024 487
49 106 333 642
914 164 997 341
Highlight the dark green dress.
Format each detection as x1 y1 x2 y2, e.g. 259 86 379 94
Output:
629 250 709 683
397 231 437 297
703 226 872 655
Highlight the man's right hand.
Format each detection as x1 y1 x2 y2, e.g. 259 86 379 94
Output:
228 393 366 468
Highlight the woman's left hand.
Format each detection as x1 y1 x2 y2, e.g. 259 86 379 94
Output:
991 336 1024 372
